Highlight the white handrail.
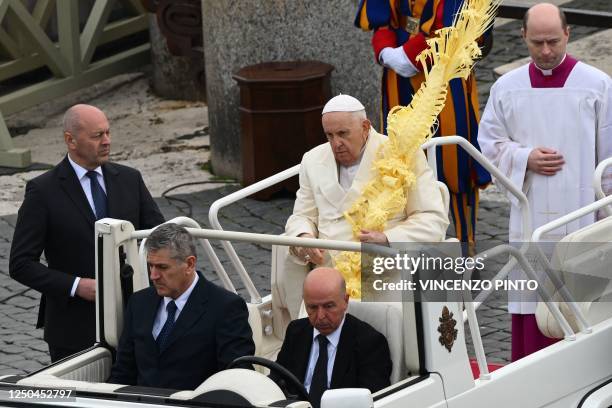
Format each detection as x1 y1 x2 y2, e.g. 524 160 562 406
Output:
532 195 612 242
423 136 532 320
464 243 578 380
471 258 515 307
132 228 363 253
426 144 438 178
472 194 612 323
208 165 301 303
206 136 536 375
593 158 612 216
209 137 533 306
526 194 612 334
530 244 592 334
421 136 532 241
463 296 490 379
132 218 584 380
133 226 367 304
500 245 576 340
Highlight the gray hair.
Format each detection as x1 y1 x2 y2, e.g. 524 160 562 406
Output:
145 223 196 261
352 110 367 121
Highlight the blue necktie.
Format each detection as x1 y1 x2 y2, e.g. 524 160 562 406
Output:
156 301 177 351
309 334 329 408
86 171 108 220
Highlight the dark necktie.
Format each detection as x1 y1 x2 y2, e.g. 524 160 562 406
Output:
156 301 177 351
86 171 108 220
309 334 329 408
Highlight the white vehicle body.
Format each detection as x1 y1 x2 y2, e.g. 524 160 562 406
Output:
0 138 610 408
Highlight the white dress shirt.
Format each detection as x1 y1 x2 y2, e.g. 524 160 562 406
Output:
152 273 199 339
67 154 107 211
338 162 360 191
337 144 366 190
303 316 346 392
67 154 107 297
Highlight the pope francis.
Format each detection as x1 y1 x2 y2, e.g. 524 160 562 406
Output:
285 94 449 278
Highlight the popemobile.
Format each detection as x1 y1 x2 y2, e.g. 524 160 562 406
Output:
0 136 610 408
1 0 611 404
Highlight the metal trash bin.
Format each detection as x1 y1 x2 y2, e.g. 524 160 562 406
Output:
233 60 334 199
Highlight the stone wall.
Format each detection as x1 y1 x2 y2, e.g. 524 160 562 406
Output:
149 15 206 101
201 0 380 179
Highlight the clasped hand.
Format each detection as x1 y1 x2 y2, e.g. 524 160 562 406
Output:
291 233 325 265
290 230 388 265
527 147 565 176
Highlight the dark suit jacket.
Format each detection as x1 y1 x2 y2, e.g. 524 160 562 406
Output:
9 156 164 350
276 313 392 394
108 273 255 390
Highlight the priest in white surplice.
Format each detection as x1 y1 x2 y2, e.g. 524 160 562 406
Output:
278 95 449 317
478 3 612 361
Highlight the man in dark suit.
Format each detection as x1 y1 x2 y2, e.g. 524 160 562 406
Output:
108 223 255 389
9 104 164 362
276 267 391 408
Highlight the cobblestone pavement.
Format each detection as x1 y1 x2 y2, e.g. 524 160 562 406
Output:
1 0 608 375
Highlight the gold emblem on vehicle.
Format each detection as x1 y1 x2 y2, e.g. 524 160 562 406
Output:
438 306 458 352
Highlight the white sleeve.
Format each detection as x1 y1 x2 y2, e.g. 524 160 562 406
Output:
477 83 532 206
596 75 612 196
70 277 80 297
285 155 319 239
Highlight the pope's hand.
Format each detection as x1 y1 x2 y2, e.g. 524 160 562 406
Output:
527 147 565 176
290 233 325 265
358 230 389 245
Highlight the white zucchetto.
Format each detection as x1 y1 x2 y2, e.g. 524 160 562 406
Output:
322 94 365 115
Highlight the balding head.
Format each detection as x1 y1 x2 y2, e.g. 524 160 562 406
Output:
523 3 567 32
303 268 349 336
63 104 111 170
521 3 569 70
63 104 105 134
304 267 346 296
